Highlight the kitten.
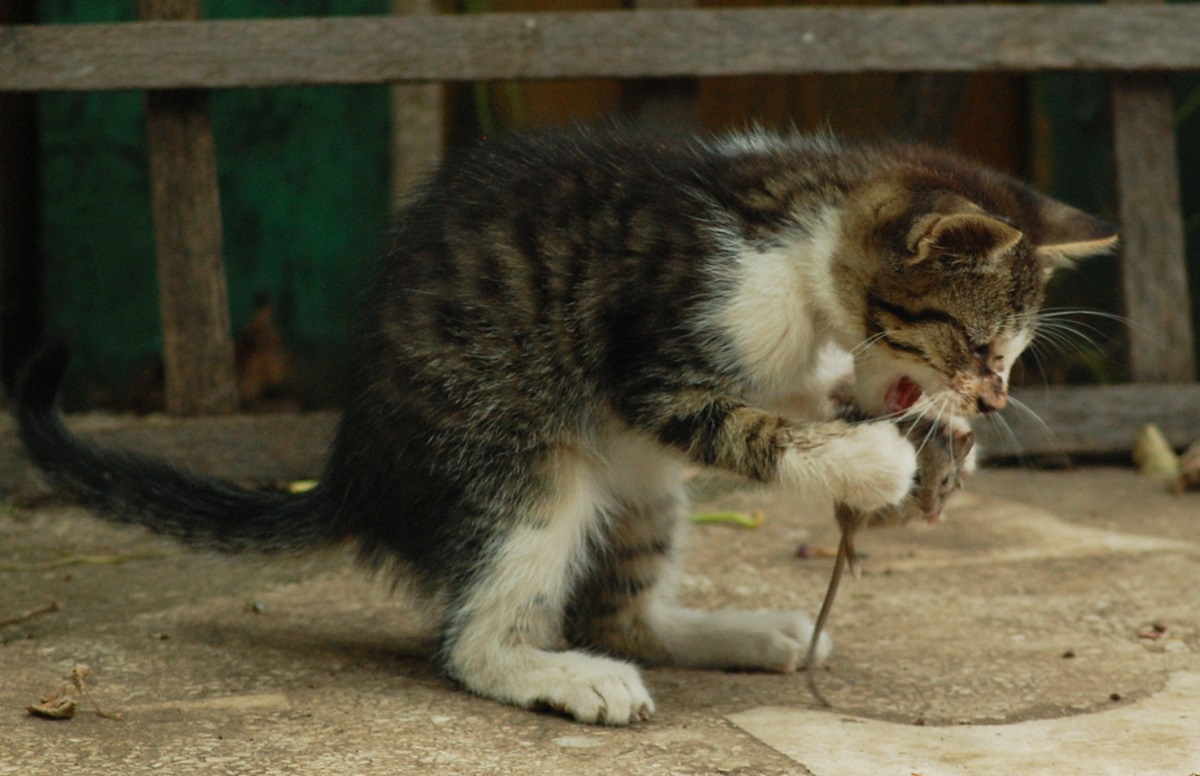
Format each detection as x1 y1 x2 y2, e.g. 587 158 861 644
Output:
16 126 1116 725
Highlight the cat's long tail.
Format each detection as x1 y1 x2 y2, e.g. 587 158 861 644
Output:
14 344 340 554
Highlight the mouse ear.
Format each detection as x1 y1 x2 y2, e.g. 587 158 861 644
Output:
951 427 976 462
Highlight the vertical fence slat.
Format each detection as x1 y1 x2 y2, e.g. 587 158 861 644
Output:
1110 0 1195 383
1112 75 1196 382
141 0 238 415
391 0 444 203
620 0 701 128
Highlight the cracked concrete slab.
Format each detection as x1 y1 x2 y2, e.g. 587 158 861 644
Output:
729 671 1200 775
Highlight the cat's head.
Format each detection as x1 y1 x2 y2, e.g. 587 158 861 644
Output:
837 154 1117 418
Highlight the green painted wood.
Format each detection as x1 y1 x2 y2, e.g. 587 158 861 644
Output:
36 0 391 407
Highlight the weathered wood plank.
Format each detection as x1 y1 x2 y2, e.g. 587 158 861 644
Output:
1109 0 1196 384
142 0 238 416
1112 76 1195 383
976 384 1200 460
619 0 701 129
390 0 444 203
5 6 1200 92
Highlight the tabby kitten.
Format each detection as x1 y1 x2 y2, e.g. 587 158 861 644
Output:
17 126 1116 725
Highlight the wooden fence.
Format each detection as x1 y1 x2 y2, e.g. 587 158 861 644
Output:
2 2 1199 459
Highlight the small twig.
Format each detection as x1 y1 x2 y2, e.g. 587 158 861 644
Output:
0 549 178 573
71 665 123 720
0 601 60 628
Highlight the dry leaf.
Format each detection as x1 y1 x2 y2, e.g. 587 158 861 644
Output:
1133 424 1180 482
27 664 122 721
288 479 319 494
1138 622 1169 640
690 510 763 528
27 687 77 720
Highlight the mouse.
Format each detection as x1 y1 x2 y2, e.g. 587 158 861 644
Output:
804 406 976 706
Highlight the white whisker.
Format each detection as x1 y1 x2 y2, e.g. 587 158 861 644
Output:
977 408 1026 465
1006 395 1056 439
849 330 891 358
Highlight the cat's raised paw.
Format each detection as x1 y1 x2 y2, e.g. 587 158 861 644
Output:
827 421 918 512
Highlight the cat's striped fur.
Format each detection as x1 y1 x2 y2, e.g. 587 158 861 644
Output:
17 126 1116 724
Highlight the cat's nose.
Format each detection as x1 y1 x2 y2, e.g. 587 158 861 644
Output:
976 395 1004 413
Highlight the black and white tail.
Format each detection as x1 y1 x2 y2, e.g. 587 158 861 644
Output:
14 345 338 554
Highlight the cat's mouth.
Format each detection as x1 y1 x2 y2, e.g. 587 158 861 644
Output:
884 376 922 415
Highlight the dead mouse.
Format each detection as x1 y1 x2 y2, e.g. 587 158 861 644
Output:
805 409 975 707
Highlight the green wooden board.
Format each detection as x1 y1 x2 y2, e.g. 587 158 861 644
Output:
37 0 390 406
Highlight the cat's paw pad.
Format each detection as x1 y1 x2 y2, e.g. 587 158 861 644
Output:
829 421 917 512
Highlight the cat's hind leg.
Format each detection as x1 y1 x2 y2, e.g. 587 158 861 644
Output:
569 435 833 672
440 450 654 726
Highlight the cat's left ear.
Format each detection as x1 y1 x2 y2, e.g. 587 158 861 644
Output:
1029 194 1119 275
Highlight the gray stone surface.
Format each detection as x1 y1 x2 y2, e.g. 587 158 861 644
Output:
1 465 1197 774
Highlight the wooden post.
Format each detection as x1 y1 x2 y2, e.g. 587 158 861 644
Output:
1110 0 1196 383
620 0 700 128
391 0 444 204
140 0 238 415
894 0 968 144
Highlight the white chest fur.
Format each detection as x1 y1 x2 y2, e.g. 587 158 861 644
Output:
708 208 847 405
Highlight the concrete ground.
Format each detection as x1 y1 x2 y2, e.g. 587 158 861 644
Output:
1 463 1198 774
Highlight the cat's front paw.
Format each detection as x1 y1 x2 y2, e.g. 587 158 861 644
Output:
453 648 655 726
826 421 917 512
537 654 656 726
646 608 833 672
738 610 833 672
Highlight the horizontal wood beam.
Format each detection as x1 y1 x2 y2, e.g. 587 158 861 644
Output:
5 6 1200 92
2 385 1196 496
976 384 1200 460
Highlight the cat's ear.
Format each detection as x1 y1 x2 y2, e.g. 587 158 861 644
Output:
1028 194 1119 275
906 212 1023 269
